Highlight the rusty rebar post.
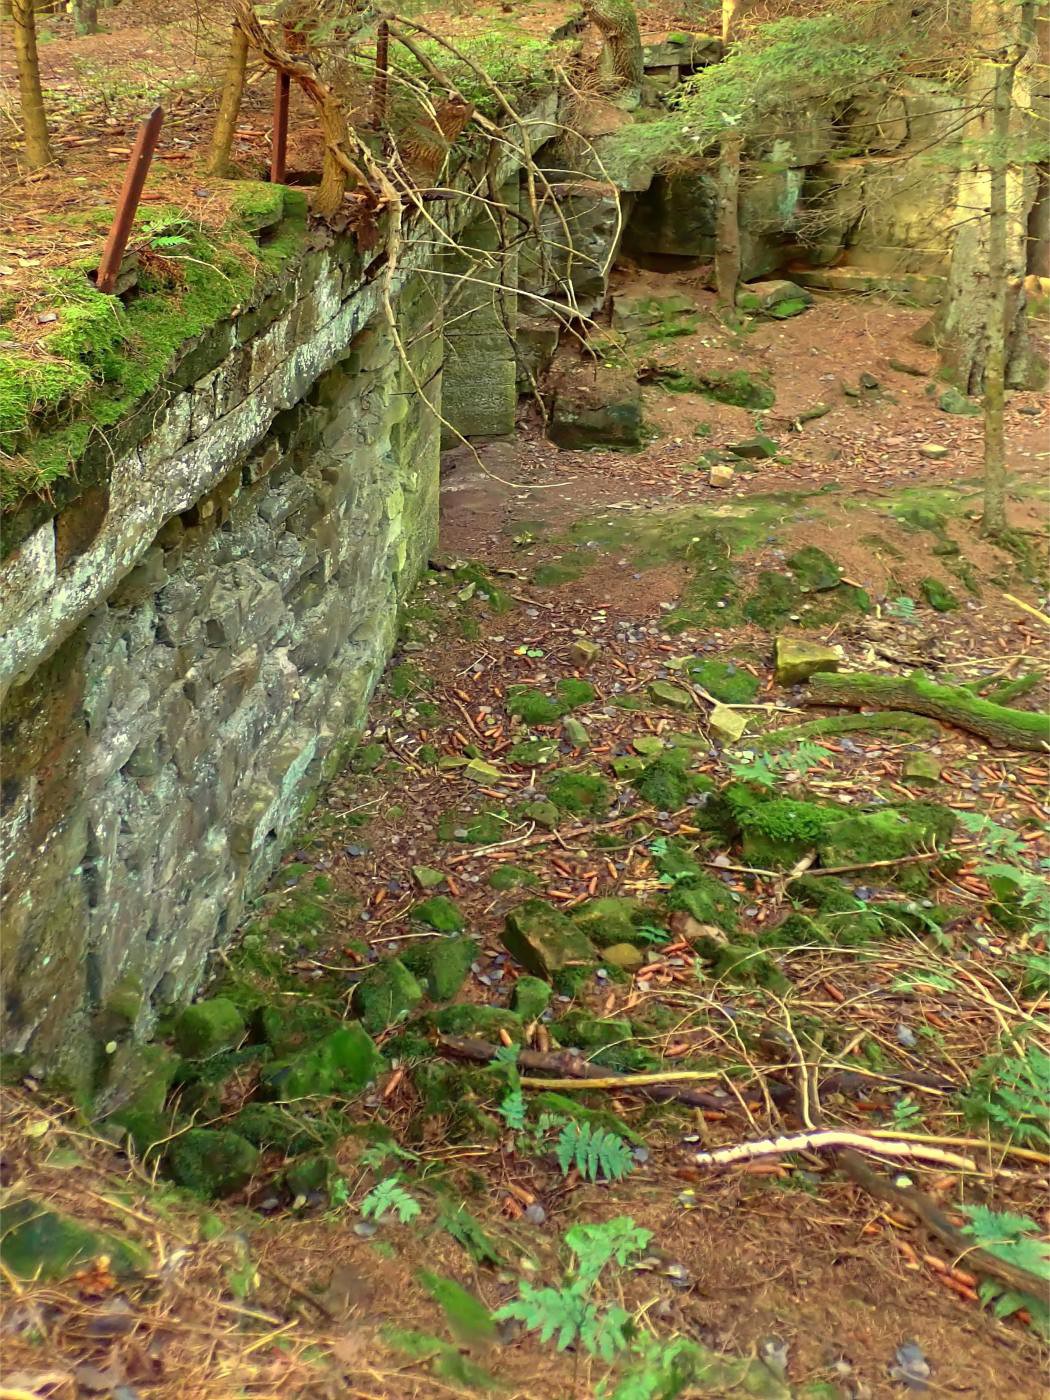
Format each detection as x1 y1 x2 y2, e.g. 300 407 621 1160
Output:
270 22 295 184
95 106 163 295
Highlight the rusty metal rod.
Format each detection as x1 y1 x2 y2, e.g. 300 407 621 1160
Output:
96 106 163 295
270 68 290 183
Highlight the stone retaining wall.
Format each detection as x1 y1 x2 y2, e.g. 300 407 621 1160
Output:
0 249 445 1093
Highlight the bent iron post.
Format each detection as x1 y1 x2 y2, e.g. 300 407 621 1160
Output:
96 106 164 296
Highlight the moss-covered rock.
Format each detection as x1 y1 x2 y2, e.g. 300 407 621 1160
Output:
0 1198 151 1280
722 784 838 868
648 680 693 709
556 678 596 709
544 770 611 816
167 1129 260 1197
921 576 958 612
352 959 424 1034
428 1004 524 1040
260 1025 382 1101
401 936 477 1001
701 939 790 991
231 1102 343 1154
104 1044 179 1155
487 863 540 891
787 547 843 593
502 899 596 978
683 657 759 704
506 738 558 766
250 1003 339 1059
510 975 552 1021
284 1152 336 1197
550 1012 659 1072
173 997 246 1059
818 802 956 873
663 874 740 933
507 688 564 725
412 896 465 933
572 897 650 947
634 750 697 810
437 809 507 844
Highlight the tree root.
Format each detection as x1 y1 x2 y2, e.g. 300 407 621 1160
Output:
744 711 941 752
806 670 1049 751
836 1146 1047 1301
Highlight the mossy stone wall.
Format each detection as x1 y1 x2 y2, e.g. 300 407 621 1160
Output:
0 265 441 1095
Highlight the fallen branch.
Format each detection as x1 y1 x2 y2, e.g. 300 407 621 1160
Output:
806 670 1049 751
690 1128 977 1172
437 1035 740 1111
435 1038 954 1112
740 711 941 752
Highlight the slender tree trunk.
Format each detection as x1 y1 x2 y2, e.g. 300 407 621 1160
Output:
11 0 53 171
207 23 249 177
715 0 742 307
936 0 1042 394
715 134 742 306
73 0 98 35
982 52 1016 537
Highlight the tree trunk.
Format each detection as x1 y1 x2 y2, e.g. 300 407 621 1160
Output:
73 0 98 35
936 0 1041 394
715 133 742 307
207 23 249 177
583 0 643 105
982 51 1015 537
11 0 53 171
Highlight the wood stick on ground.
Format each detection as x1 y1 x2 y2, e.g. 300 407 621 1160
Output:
437 1035 739 1111
690 1128 977 1172
806 670 1049 751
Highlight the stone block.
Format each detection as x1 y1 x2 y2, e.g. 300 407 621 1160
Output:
0 521 55 621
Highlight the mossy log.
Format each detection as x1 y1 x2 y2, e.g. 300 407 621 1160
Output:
744 711 941 752
806 671 1050 752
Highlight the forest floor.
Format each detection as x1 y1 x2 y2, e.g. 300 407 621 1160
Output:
2 284 1048 1399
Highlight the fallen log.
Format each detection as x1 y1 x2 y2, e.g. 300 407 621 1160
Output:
805 670 1049 751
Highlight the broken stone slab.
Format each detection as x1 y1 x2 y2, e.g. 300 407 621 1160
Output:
709 462 736 488
902 753 941 786
774 638 841 687
736 279 813 316
648 680 693 709
562 716 590 749
611 292 697 332
728 435 778 461
549 366 644 451
708 703 750 744
570 638 602 665
502 899 596 978
917 443 949 460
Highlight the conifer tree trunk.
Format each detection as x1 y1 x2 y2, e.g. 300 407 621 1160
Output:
715 134 742 306
11 0 53 171
207 22 249 177
715 0 742 307
982 48 1016 537
583 0 643 105
936 0 1041 395
74 0 98 35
